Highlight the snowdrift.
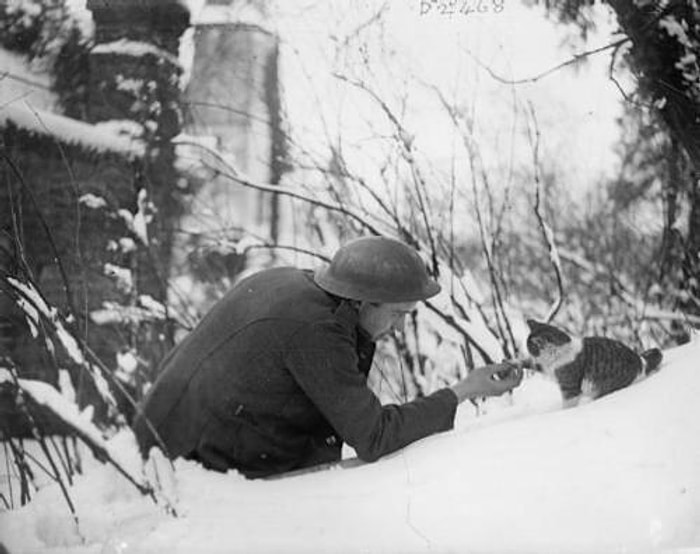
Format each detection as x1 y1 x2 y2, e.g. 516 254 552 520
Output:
2 337 700 554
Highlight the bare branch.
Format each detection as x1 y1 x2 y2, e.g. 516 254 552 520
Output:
181 138 389 237
429 84 518 355
525 102 565 322
331 1 390 51
467 37 630 85
332 73 441 273
423 300 493 363
0 70 51 90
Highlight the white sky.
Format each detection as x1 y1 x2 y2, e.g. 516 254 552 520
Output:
65 0 625 198
267 0 625 196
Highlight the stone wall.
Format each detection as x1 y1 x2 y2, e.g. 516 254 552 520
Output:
0 0 191 431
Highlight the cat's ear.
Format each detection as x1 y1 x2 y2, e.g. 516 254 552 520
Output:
526 319 541 330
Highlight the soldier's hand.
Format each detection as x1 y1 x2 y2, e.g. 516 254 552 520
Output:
450 362 523 403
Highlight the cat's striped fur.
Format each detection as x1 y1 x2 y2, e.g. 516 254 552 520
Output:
525 319 663 407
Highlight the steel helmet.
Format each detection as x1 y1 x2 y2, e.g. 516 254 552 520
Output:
314 236 441 303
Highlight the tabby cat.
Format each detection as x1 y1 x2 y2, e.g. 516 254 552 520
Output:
524 319 663 407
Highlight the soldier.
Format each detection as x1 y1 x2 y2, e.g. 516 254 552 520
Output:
133 236 522 478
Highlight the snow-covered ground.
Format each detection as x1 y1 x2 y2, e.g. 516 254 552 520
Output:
2 335 700 554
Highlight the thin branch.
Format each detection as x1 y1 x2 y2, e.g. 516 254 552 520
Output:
1 152 78 319
187 141 388 237
423 300 492 363
24 104 97 392
3 440 15 509
0 70 51 90
332 73 441 273
429 84 517 354
7 369 81 530
331 1 389 51
525 102 565 322
468 37 630 85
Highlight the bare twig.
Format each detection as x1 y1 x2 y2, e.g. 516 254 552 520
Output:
1 152 78 320
467 37 630 85
2 440 15 509
332 73 441 273
0 70 51 90
5 437 35 505
430 85 518 355
423 300 492 363
7 369 80 530
331 1 389 51
525 103 565 322
188 142 388 237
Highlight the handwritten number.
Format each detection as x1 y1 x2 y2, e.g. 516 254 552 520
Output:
423 0 505 15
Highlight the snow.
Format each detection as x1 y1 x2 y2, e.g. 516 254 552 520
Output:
2 336 700 553
78 194 107 210
188 0 271 31
103 264 133 294
0 46 144 158
90 297 167 327
0 368 105 452
0 102 145 160
6 277 118 410
91 40 180 68
0 48 54 110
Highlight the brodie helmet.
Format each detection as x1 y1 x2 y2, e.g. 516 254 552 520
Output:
314 236 441 303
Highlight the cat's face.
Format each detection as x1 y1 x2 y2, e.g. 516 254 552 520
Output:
526 319 575 373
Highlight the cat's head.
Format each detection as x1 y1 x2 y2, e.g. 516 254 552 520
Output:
526 319 572 357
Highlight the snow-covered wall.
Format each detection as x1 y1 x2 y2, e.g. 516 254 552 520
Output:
1 102 145 159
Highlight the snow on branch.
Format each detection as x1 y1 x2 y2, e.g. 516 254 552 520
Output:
4 276 117 410
0 366 166 508
90 295 168 326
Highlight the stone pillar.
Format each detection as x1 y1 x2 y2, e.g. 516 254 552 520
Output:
182 3 286 285
86 0 191 382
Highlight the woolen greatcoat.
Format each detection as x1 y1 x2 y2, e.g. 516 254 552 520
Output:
132 267 457 478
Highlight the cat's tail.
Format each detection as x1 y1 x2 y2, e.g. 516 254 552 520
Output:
641 348 663 375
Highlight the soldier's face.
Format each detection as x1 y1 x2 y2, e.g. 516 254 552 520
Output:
358 301 416 341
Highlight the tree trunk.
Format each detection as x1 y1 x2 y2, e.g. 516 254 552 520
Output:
607 0 700 171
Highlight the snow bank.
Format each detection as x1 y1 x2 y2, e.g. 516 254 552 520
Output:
2 337 700 553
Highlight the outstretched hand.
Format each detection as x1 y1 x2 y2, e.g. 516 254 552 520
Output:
449 362 524 403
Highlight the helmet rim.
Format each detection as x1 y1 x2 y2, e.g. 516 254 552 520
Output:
314 237 441 303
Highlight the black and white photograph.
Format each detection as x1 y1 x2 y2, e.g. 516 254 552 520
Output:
1 0 699 552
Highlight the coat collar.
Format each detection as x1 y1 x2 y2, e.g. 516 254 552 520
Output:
332 298 375 377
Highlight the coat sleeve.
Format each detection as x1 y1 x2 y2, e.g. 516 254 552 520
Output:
284 319 458 462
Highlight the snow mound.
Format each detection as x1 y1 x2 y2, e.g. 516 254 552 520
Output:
2 337 700 553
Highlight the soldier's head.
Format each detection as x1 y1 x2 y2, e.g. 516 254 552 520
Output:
314 236 440 340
